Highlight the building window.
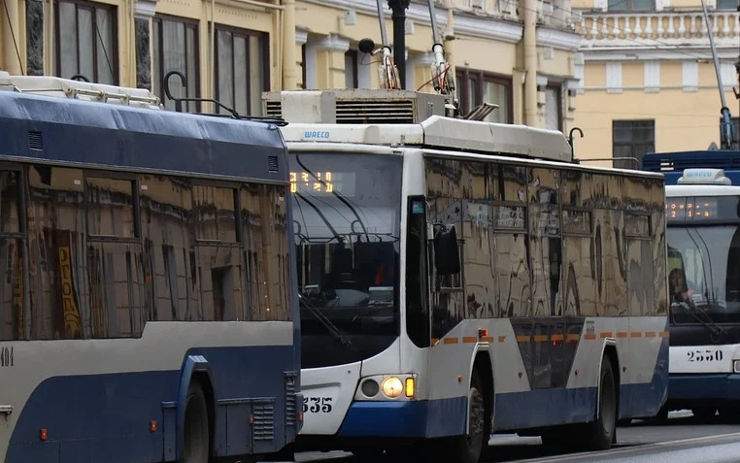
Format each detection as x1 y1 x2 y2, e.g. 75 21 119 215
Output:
345 50 358 89
55 0 117 84
612 120 654 169
717 0 736 9
152 15 199 112
607 0 653 10
214 25 269 116
544 84 562 131
456 68 512 123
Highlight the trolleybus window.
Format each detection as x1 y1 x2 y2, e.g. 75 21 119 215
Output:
289 153 402 368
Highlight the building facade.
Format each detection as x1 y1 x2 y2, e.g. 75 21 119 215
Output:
571 0 740 165
1 0 581 130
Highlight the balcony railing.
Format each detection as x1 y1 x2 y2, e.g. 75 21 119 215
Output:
576 10 740 44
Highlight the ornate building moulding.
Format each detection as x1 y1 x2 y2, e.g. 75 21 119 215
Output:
134 0 157 20
316 34 351 52
302 0 523 44
537 27 581 51
581 47 739 61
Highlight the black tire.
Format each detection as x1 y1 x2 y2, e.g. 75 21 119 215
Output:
718 404 740 423
584 356 617 450
182 382 210 463
655 405 669 423
436 371 488 463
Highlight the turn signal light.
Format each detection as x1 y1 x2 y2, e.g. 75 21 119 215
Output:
150 420 158 432
39 428 48 441
405 377 415 398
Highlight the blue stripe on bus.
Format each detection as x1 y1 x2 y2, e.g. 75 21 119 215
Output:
6 345 296 463
668 373 740 401
336 397 467 438
495 337 670 429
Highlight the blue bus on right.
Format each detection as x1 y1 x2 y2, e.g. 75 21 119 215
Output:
643 150 740 420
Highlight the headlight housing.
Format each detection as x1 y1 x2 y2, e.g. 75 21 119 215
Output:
381 376 403 398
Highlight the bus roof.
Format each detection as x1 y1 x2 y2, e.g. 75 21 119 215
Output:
642 150 740 185
666 184 740 197
0 90 287 182
280 115 573 163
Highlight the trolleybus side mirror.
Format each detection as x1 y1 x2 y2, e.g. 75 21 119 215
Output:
433 224 460 275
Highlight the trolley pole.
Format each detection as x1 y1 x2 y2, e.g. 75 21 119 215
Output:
388 0 410 89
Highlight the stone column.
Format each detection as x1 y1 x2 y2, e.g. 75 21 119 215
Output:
134 0 156 89
282 0 298 90
295 29 308 89
316 34 349 89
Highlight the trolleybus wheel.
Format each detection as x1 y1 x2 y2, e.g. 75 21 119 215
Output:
182 382 210 463
584 356 617 450
437 370 487 463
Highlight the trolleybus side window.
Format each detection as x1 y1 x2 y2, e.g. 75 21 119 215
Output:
27 166 86 340
562 170 595 318
529 167 562 318
0 170 23 341
193 184 243 321
139 174 196 322
241 184 291 321
86 176 147 338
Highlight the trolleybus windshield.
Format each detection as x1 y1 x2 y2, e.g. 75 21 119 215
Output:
289 152 402 368
667 195 740 324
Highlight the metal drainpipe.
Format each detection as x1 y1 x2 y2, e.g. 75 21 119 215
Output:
388 0 410 89
523 0 538 126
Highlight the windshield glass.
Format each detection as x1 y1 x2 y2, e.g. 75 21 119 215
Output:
667 216 740 324
289 152 402 367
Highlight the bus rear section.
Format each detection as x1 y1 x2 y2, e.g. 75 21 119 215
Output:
280 103 668 461
0 77 301 462
663 169 740 419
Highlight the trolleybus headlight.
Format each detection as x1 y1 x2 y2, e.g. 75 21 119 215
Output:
361 379 380 397
734 360 740 374
381 376 403 398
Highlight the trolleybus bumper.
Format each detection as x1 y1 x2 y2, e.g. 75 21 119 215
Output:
336 397 466 438
669 373 740 403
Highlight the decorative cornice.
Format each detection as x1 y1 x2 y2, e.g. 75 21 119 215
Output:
296 29 309 45
317 33 351 52
537 27 581 51
134 0 157 20
301 0 523 44
581 46 739 61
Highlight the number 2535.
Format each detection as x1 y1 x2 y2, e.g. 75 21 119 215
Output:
303 397 333 413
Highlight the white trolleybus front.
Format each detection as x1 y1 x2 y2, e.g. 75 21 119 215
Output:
664 168 740 419
269 89 669 462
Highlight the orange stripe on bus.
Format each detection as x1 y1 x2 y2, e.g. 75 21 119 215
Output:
481 336 494 343
616 332 628 338
600 332 613 338
443 337 459 344
659 331 670 338
534 335 549 342
584 333 597 340
498 335 506 343
566 334 580 342
463 336 477 343
645 331 656 338
630 332 642 338
516 335 531 342
551 334 564 342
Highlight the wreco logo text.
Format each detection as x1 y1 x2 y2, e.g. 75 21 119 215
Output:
304 131 330 139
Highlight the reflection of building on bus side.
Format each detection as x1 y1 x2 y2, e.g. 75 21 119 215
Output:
0 168 292 341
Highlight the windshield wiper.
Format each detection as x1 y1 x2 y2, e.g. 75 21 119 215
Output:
673 301 726 343
298 293 352 346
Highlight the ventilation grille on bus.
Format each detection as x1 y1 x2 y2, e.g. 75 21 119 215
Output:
28 130 43 150
265 100 282 118
253 400 275 441
267 155 279 173
335 99 415 124
284 372 298 428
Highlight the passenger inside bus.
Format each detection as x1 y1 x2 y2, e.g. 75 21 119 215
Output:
669 268 691 305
